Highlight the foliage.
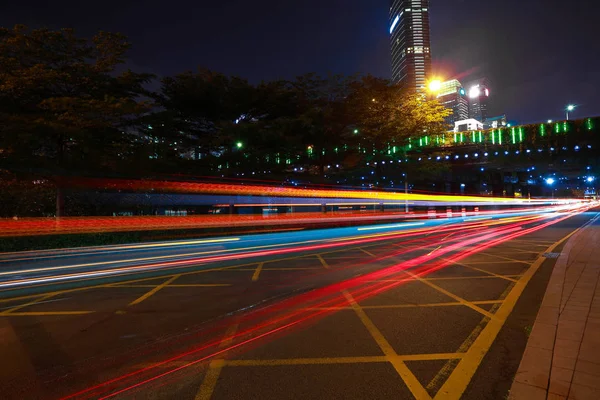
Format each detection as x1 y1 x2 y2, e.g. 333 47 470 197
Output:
0 25 153 172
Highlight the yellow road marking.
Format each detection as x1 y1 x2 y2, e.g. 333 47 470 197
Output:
476 252 532 265
219 323 239 348
344 291 431 400
309 300 503 311
0 311 94 316
428 245 442 256
107 284 231 288
195 359 225 400
440 258 520 283
402 271 494 319
0 293 59 315
434 224 583 399
359 248 377 257
129 275 180 306
252 263 264 282
316 254 329 269
194 322 239 400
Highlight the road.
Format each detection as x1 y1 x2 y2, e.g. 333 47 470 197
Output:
0 204 596 399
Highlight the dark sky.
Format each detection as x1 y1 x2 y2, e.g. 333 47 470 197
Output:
2 0 598 123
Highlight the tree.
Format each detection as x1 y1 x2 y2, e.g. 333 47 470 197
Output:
0 26 153 170
346 76 451 183
0 25 153 214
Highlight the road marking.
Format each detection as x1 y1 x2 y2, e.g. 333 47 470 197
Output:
359 248 377 257
476 252 532 265
195 359 225 400
0 293 59 315
0 311 94 316
129 275 181 306
316 254 329 269
440 258 520 282
194 323 239 400
402 271 494 319
434 223 583 399
109 284 231 288
252 263 264 282
427 245 442 256
344 291 431 400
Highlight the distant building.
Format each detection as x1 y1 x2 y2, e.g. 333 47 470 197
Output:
437 79 469 127
454 119 483 132
467 82 490 122
390 0 432 92
484 115 507 129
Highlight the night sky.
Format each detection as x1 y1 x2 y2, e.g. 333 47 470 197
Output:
2 0 599 123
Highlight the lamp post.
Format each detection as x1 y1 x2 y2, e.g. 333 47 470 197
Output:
545 177 555 199
566 104 575 120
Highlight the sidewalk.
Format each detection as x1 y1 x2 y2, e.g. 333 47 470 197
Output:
510 215 600 400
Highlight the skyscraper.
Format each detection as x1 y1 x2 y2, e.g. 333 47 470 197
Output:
437 79 469 126
390 0 432 92
467 82 490 122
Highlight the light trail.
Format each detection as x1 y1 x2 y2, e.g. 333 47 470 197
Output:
58 206 595 399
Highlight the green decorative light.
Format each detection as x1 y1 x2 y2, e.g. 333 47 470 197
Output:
393 145 397 153
472 131 476 142
554 123 560 134
511 127 516 144
454 133 458 143
236 141 243 148
519 127 524 142
586 118 593 130
478 131 483 143
540 124 546 137
563 121 568 133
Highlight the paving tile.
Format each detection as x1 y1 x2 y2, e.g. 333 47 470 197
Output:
575 360 600 377
568 382 600 400
528 322 557 350
572 371 600 390
556 323 586 342
537 306 560 326
554 356 578 371
547 394 566 400
549 379 572 397
509 381 547 400
514 346 552 388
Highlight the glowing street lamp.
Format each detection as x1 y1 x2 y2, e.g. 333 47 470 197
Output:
566 104 575 120
236 141 243 149
428 79 442 94
545 177 555 185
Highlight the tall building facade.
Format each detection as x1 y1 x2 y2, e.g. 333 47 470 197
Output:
467 82 490 122
437 79 469 126
390 0 431 92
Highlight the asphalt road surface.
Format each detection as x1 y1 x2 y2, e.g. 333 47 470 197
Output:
0 205 597 400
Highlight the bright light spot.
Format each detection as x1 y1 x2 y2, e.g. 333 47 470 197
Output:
460 183 466 188
567 104 576 111
428 79 442 93
547 119 553 123
546 178 556 185
587 176 595 183
390 15 400 34
236 142 243 148
469 85 481 98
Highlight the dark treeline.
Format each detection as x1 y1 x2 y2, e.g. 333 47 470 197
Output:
0 25 450 216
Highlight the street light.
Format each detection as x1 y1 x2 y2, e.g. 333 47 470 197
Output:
236 141 243 149
547 119 553 124
566 104 575 120
587 176 595 183
353 129 359 134
545 177 555 185
428 79 442 94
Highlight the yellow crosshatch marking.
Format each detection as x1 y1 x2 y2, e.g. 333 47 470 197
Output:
0 215 586 400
